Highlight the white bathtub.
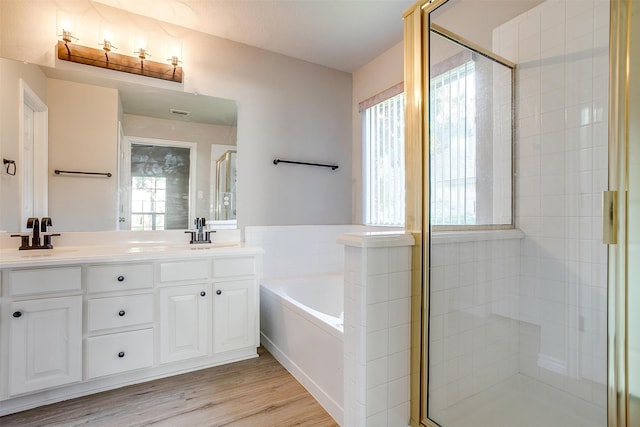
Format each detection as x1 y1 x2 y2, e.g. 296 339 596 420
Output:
260 274 344 425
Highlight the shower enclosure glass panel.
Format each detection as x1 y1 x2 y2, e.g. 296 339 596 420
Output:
214 150 237 221
426 0 609 426
627 0 639 422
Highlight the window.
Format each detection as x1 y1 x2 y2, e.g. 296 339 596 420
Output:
361 33 514 229
363 92 406 226
429 29 514 228
131 176 167 230
430 61 478 225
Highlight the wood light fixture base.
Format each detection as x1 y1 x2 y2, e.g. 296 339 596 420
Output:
57 41 183 83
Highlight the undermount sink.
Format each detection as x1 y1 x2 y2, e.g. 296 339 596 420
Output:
18 248 79 258
124 242 239 254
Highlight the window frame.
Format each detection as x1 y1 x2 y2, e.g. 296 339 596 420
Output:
429 24 516 231
361 86 406 227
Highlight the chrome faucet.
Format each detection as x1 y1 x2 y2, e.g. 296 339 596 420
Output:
11 217 60 250
184 217 215 244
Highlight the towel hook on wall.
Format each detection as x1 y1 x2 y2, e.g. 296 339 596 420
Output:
3 159 16 176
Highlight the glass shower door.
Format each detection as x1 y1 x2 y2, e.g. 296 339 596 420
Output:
420 0 610 425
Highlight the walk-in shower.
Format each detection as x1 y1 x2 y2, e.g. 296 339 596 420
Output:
404 0 610 425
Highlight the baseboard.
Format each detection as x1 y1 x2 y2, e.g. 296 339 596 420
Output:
261 332 344 426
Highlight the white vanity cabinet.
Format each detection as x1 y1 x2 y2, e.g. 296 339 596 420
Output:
214 279 255 353
85 263 155 379
0 247 261 416
159 283 211 363
212 257 258 354
3 267 83 396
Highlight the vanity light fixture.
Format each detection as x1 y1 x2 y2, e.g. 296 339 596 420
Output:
59 27 78 55
135 47 150 60
99 30 117 62
57 30 183 83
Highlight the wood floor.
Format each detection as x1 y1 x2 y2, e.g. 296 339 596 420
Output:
0 347 338 427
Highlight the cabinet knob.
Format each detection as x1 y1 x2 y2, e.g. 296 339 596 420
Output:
200 291 206 297
117 275 125 282
118 351 125 358
216 290 222 295
12 311 22 318
118 310 126 317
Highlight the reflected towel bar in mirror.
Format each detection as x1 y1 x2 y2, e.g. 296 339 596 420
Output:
273 159 338 170
54 170 112 178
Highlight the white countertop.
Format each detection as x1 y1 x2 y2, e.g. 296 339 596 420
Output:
0 243 263 268
0 230 263 268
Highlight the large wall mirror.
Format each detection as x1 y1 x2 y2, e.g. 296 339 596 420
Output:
0 56 237 232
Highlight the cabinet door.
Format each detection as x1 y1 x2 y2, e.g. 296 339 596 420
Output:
8 295 82 395
159 284 211 363
214 279 256 353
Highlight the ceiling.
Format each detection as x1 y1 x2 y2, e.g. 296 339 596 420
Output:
92 0 416 73
47 0 543 125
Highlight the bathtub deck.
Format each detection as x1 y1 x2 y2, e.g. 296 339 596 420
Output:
0 347 339 427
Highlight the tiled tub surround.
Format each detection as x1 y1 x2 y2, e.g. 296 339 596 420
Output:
340 232 414 427
245 225 402 279
248 226 413 426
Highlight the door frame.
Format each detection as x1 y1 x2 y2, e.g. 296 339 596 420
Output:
18 79 48 231
119 136 197 230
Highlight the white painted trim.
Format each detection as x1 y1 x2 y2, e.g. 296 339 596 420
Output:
19 79 48 231
122 136 198 229
337 231 415 248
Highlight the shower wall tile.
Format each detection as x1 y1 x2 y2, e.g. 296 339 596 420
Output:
494 0 608 410
428 237 521 415
341 234 413 426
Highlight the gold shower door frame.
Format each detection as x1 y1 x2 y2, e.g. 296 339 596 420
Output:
403 0 634 426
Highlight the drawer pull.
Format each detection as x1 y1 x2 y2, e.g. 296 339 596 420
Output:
117 275 125 282
118 351 125 358
216 290 222 295
200 291 206 297
118 310 126 317
12 311 22 318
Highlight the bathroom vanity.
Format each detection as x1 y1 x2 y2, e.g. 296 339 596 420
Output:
0 235 262 416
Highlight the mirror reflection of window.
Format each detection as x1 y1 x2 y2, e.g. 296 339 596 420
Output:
130 144 191 230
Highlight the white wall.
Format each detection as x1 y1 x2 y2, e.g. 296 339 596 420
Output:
351 42 404 224
0 59 48 232
47 78 119 231
0 0 352 230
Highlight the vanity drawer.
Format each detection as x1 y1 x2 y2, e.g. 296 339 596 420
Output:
213 257 255 279
87 263 153 293
86 328 154 379
87 294 154 332
9 267 81 296
159 260 209 282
